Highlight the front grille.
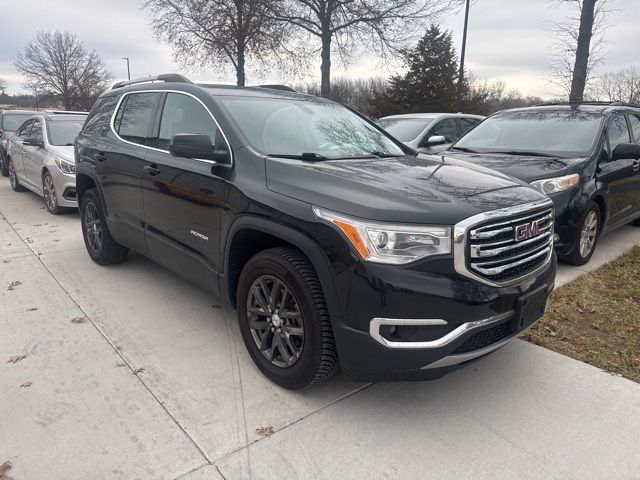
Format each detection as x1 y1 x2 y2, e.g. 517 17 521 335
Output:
466 206 554 284
453 322 513 354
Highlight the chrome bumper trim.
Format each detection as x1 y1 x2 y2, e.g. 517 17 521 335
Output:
369 311 513 349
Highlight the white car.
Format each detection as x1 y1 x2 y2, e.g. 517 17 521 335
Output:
378 113 485 154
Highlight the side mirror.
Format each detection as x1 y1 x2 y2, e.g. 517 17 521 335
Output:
23 137 43 147
426 135 447 146
169 134 230 163
612 143 640 161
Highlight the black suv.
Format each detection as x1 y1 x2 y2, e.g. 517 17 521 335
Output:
447 103 640 265
1 109 41 176
75 74 557 389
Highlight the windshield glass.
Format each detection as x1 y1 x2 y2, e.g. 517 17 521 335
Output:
453 110 604 157
47 119 86 146
221 97 405 159
3 113 33 132
378 118 433 142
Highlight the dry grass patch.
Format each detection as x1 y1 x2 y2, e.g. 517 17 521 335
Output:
523 245 640 383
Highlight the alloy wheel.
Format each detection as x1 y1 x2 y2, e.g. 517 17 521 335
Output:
43 174 57 211
83 202 103 255
9 161 17 189
579 210 598 258
246 275 304 368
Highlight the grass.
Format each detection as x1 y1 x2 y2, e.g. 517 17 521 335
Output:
522 245 640 383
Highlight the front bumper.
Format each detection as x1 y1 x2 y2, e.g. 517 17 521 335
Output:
51 169 77 208
330 253 557 382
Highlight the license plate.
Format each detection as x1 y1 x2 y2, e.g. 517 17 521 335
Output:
516 285 549 330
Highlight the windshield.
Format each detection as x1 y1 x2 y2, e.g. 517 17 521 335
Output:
221 97 405 159
378 118 433 142
453 110 604 157
47 119 86 146
3 113 33 132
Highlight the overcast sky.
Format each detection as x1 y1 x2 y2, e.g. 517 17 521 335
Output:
0 0 637 98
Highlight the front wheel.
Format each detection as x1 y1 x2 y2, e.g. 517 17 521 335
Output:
237 247 338 389
8 158 26 192
561 202 601 266
80 188 128 265
0 152 8 177
42 171 65 215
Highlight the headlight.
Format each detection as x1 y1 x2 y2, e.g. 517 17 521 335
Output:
54 157 76 175
530 174 579 195
313 207 451 264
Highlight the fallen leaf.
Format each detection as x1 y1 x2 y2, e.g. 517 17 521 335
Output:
7 355 26 364
0 461 12 476
212 304 221 309
2 260 9 264
591 323 600 331
7 281 21 291
26 307 38 311
255 426 274 437
115 362 127 368
132 367 145 375
70 316 87 324
20 381 32 388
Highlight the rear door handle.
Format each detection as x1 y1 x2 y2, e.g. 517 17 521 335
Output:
633 160 640 172
144 164 161 176
95 152 107 162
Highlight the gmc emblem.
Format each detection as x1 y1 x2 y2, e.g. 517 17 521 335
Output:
515 219 544 242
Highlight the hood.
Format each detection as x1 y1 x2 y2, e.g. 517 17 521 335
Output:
48 145 75 162
265 154 546 225
444 151 582 183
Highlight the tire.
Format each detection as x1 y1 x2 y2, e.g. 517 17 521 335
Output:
560 201 601 266
42 170 65 215
633 218 640 227
0 152 8 177
237 247 338 389
80 188 128 265
8 158 26 192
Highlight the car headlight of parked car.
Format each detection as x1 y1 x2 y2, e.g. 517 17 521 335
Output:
54 157 76 175
313 207 451 264
530 173 579 195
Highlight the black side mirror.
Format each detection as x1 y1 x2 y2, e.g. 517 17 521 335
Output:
169 134 230 163
612 143 640 161
23 137 43 147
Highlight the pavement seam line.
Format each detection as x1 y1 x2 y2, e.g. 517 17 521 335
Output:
0 211 214 465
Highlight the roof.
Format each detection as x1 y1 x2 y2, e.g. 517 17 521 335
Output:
379 113 485 120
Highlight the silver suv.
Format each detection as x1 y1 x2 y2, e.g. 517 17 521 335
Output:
7 112 87 214
378 113 484 154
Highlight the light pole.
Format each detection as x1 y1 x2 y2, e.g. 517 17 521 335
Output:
456 0 471 112
122 57 131 81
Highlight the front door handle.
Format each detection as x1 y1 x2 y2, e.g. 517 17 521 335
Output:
144 164 161 176
95 152 107 162
633 160 640 172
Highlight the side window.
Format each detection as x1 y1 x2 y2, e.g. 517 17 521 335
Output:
426 118 459 144
83 95 119 136
17 120 33 138
459 117 481 136
158 93 218 151
607 114 631 152
628 115 640 143
29 120 43 142
114 92 160 146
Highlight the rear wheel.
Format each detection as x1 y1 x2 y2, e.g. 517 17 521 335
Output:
237 247 338 389
561 202 601 266
42 171 65 215
80 188 128 265
8 158 26 192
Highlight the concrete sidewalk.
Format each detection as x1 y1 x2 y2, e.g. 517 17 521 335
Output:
1 180 639 480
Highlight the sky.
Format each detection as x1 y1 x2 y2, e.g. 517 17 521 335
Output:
0 0 638 98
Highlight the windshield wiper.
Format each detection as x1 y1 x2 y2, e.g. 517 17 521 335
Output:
367 150 400 158
449 146 479 153
267 152 328 161
485 150 557 158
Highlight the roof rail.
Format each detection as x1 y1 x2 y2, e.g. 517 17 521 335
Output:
42 110 88 115
535 101 640 108
258 84 296 92
112 74 193 90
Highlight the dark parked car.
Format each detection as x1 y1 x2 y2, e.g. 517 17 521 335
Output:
0 109 40 176
75 74 556 389
447 102 640 265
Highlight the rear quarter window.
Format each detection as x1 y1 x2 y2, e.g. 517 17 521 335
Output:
83 95 119 136
113 92 160 146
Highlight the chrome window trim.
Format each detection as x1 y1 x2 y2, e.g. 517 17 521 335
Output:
369 311 512 349
454 199 555 288
109 89 234 167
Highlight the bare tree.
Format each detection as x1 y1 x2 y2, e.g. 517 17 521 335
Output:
145 0 298 86
270 0 461 97
15 31 111 111
550 0 611 102
589 66 640 103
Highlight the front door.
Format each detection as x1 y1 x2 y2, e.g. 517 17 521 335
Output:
12 120 33 179
22 118 46 189
418 118 460 154
142 91 230 292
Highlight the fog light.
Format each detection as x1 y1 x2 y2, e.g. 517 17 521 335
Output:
553 234 560 243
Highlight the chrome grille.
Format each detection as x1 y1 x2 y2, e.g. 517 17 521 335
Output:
453 200 555 286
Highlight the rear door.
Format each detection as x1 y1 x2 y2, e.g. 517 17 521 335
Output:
142 91 230 291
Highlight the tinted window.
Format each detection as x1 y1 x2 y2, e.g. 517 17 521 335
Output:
3 113 34 132
428 119 459 144
459 117 481 135
158 93 218 151
17 120 33 138
377 118 433 142
114 93 159 146
47 119 86 146
83 95 118 136
29 120 43 142
608 114 630 150
628 115 640 143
